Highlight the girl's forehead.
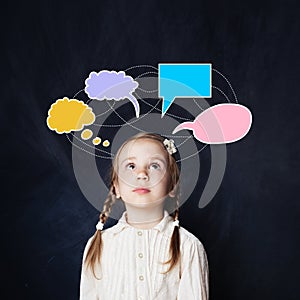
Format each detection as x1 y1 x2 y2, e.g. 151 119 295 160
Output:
118 138 168 160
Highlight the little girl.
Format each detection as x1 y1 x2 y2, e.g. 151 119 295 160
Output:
80 132 209 300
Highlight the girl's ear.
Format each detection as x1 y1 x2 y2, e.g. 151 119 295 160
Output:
113 181 121 199
168 184 178 198
168 190 176 198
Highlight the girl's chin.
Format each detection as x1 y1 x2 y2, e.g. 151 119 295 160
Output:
123 199 165 207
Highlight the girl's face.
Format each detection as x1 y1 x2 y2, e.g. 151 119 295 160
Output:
114 138 173 207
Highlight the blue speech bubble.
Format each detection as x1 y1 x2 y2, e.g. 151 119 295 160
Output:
159 63 212 117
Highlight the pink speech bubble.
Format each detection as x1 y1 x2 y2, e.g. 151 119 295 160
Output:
172 103 252 144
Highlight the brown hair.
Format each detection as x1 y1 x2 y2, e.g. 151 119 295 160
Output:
84 132 181 277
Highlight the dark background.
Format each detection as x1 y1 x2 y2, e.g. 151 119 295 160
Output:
2 0 300 299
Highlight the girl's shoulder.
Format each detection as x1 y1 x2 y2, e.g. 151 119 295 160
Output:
178 226 206 251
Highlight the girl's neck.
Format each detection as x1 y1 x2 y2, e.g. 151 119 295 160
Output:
125 206 164 229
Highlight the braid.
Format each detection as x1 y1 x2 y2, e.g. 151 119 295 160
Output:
84 186 117 278
173 193 180 221
161 190 181 274
100 186 116 223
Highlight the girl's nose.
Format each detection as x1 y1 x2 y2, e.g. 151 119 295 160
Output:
137 169 148 180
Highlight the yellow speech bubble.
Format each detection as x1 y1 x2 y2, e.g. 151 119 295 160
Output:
47 97 95 134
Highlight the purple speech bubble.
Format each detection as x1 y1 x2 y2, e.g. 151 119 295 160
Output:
173 103 252 144
85 70 140 118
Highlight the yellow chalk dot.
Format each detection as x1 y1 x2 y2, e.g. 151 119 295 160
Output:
81 129 93 140
102 140 110 147
93 137 101 145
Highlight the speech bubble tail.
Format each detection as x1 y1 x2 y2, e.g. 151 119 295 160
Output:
127 93 140 118
161 98 173 118
172 122 195 134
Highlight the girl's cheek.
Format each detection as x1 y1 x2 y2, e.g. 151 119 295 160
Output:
118 172 136 185
118 169 135 179
150 169 166 178
149 174 167 186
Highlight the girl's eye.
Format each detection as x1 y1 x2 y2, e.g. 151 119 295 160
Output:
126 163 135 170
149 163 161 170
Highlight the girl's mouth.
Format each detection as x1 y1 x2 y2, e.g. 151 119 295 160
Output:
133 188 151 194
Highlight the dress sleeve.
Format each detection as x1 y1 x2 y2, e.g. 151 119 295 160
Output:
79 238 99 300
177 239 209 300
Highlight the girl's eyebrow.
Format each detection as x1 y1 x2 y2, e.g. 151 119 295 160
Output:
120 157 136 165
149 157 167 163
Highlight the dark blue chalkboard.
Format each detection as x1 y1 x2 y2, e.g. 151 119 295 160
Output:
2 0 300 299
